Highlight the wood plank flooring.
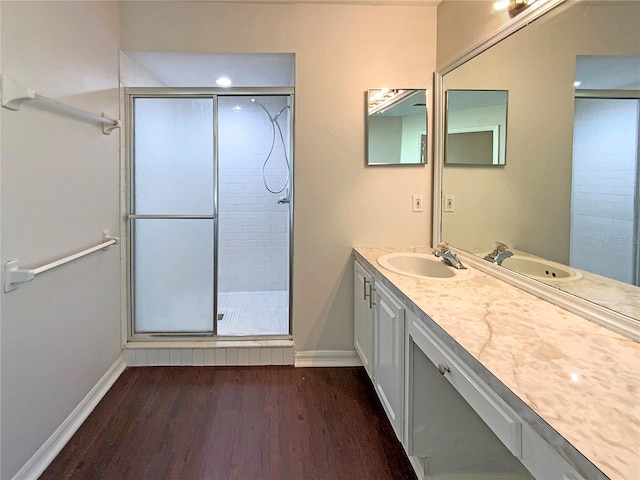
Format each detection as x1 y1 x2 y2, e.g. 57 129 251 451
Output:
40 366 417 480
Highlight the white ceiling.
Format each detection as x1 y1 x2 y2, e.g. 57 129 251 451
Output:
575 55 640 90
123 51 296 88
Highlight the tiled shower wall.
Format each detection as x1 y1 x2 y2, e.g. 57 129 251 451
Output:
570 98 639 284
217 96 291 293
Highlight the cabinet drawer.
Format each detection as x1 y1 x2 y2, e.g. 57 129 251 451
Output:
409 317 522 458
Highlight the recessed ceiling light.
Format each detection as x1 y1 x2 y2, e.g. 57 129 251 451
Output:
216 77 232 87
574 81 582 87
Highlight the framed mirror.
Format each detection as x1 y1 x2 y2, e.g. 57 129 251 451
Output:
434 0 640 340
445 90 508 166
367 88 428 166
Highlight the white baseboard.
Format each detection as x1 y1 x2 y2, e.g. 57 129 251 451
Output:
294 350 363 367
12 356 127 480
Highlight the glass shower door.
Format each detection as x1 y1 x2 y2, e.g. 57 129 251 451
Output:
130 97 216 334
216 96 291 336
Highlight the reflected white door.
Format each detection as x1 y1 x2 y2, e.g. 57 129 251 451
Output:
131 97 216 334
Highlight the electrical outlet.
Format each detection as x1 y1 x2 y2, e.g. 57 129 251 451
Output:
444 194 455 212
412 194 424 212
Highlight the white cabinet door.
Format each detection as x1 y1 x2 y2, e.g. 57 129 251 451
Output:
354 260 375 378
374 281 405 441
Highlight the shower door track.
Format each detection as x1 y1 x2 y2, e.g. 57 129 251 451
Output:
124 87 295 342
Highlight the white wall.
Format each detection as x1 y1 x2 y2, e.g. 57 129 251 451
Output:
1 3 121 478
119 1 437 352
437 0 512 69
401 114 426 164
369 116 403 164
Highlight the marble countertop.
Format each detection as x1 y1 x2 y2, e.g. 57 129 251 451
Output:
354 246 640 480
466 246 640 321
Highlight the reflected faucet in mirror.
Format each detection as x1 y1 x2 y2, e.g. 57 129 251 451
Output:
433 242 466 270
483 241 514 265
436 0 640 338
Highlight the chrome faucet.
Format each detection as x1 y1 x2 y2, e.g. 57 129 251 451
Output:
433 242 466 270
483 241 513 265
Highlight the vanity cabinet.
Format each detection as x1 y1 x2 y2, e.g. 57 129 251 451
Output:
408 310 533 479
353 260 375 378
407 310 585 480
373 281 405 442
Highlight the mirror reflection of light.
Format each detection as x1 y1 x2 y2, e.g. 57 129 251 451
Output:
570 372 580 383
233 106 242 112
492 0 510 12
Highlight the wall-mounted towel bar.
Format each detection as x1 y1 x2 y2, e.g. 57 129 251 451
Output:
4 231 119 292
1 75 120 134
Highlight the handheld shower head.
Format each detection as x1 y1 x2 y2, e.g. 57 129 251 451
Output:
252 97 292 196
252 98 275 122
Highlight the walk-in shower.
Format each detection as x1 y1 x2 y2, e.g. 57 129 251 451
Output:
127 91 293 338
217 95 292 336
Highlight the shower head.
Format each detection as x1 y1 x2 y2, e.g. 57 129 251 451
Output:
252 98 275 122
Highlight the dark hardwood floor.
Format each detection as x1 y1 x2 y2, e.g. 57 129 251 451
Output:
40 366 416 480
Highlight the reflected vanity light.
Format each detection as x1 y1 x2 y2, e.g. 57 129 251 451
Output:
368 88 407 114
492 0 510 12
492 0 535 16
570 372 580 383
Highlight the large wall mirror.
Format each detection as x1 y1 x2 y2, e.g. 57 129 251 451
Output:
367 88 428 165
436 0 640 339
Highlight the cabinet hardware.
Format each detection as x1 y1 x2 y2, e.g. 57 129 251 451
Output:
438 363 451 375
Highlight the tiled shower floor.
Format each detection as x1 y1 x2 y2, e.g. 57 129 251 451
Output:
217 291 289 336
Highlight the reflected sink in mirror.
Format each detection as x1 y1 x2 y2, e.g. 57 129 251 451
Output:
378 252 475 281
499 255 582 282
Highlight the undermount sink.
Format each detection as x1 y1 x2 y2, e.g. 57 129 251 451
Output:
499 255 582 282
377 252 475 281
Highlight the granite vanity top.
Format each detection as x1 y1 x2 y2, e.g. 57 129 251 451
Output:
354 246 640 480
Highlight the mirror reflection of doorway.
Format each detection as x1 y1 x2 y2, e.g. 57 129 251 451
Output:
570 96 639 286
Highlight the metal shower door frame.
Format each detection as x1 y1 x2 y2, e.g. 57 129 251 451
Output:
124 87 294 341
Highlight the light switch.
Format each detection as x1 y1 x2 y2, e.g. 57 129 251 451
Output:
444 195 455 212
412 194 424 212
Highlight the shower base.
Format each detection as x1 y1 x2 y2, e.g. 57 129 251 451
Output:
217 290 289 336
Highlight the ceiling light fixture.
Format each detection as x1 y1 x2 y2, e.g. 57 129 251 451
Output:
574 81 582 88
216 77 232 87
